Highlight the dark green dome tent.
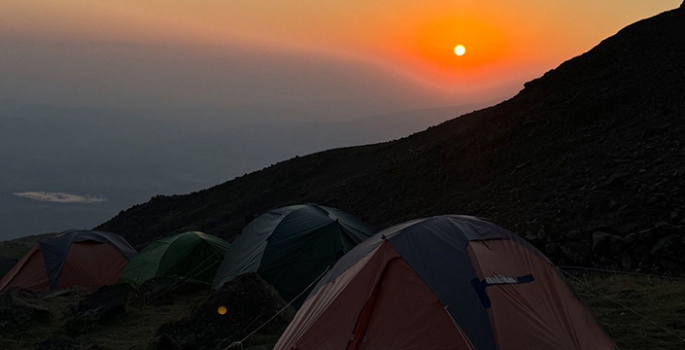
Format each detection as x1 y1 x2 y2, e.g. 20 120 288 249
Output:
120 231 229 287
213 204 375 307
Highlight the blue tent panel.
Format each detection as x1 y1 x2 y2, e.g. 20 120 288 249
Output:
40 230 137 289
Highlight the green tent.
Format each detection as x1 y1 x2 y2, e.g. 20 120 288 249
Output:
213 204 375 307
120 231 229 286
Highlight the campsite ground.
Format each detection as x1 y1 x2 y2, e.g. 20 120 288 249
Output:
1 273 683 349
574 274 685 349
0 288 208 350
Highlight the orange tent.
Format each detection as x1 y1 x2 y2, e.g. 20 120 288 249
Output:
0 230 136 293
275 216 615 350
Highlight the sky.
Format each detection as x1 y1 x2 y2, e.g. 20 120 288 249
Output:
1 0 680 119
0 1 682 239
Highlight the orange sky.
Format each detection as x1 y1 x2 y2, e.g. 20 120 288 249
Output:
1 0 681 107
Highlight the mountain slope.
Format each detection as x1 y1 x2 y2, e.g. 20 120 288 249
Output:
99 7 685 271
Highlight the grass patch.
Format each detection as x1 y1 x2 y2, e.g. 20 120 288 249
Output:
75 290 209 349
0 288 209 350
0 288 91 349
570 274 685 350
1 274 683 349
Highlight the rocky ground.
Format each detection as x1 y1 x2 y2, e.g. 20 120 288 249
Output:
1 273 684 349
152 274 295 350
0 275 291 350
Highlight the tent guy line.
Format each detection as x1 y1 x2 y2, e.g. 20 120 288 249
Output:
224 266 331 350
561 269 685 343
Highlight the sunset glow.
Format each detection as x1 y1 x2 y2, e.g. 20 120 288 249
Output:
0 0 681 106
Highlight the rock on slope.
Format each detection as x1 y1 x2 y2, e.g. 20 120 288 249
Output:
99 7 685 272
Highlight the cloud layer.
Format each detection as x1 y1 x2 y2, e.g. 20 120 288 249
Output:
14 191 107 203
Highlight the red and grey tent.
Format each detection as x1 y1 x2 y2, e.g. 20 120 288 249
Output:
275 215 615 350
0 230 136 294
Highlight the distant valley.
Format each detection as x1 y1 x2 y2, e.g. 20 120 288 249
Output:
0 101 490 240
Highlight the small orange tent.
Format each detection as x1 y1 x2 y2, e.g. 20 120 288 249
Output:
0 230 136 293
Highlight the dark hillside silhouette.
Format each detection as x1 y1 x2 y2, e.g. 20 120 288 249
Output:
99 7 685 272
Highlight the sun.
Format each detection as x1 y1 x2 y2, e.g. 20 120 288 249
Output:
454 44 466 56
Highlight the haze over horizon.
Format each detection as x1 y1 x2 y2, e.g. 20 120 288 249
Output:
0 0 681 239
2 1 680 115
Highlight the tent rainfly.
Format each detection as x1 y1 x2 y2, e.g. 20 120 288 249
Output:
120 231 229 286
213 204 375 307
0 230 136 294
274 215 616 350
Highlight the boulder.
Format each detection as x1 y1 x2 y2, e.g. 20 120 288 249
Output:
536 227 549 242
646 193 668 205
624 232 638 246
566 229 585 240
0 288 51 333
524 233 540 244
35 337 81 350
592 232 613 254
599 172 629 191
138 275 209 305
153 273 296 350
654 221 678 237
544 242 562 257
560 241 591 265
651 234 682 260
621 250 634 270
585 219 613 235
66 283 137 335
636 228 656 245
153 334 183 350
584 193 612 214
632 245 653 265
608 235 626 255
668 211 681 224
616 222 647 237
